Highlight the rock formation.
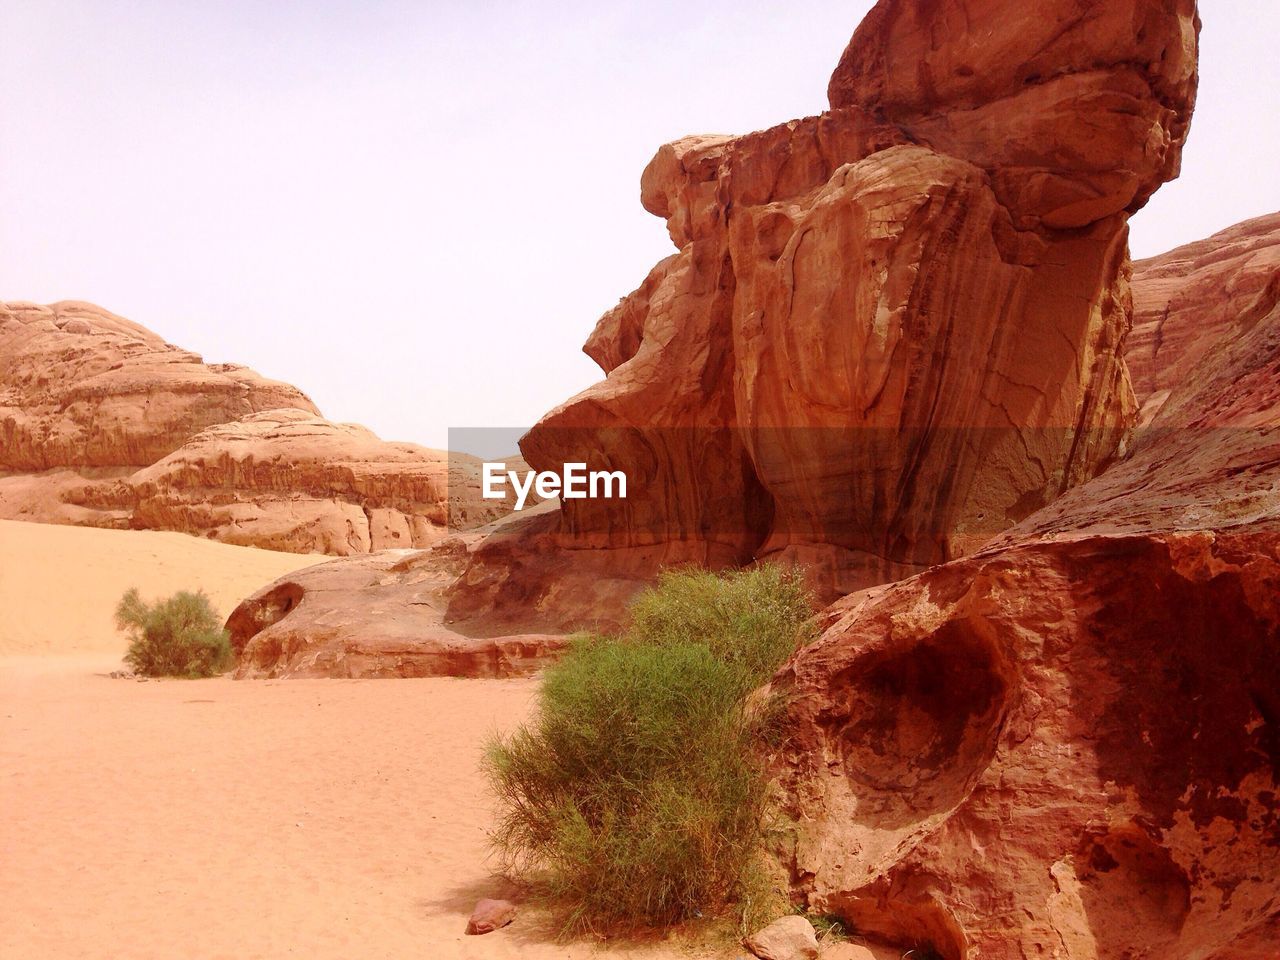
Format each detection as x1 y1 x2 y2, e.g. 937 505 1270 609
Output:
1129 212 1280 421
770 211 1280 955
447 0 1200 625
233 0 1209 647
0 300 314 470
88 409 509 555
743 915 820 960
0 301 513 553
211 0 1280 951
227 532 566 679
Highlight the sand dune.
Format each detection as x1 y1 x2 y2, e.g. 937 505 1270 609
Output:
0 519 324 658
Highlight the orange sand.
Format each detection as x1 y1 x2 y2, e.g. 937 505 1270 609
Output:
3 665 725 959
0 522 747 959
0 518 326 657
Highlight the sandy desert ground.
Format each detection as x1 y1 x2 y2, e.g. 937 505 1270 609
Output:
0 521 751 960
0 519 324 658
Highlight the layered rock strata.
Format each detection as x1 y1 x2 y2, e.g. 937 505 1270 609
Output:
0 301 510 553
1129 212 1280 421
448 0 1201 624
772 209 1280 956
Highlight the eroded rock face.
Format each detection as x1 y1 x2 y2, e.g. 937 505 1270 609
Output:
0 302 513 553
772 217 1280 957
1129 212 1280 421
94 409 509 555
827 0 1199 229
778 532 1279 958
227 541 566 679
0 300 315 470
450 0 1199 624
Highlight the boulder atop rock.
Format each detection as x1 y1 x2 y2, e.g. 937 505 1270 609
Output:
828 0 1199 228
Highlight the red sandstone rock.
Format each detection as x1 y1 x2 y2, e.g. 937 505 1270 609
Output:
771 216 1280 957
0 300 315 470
463 901 517 936
828 0 1199 229
777 530 1280 957
1129 212 1280 421
440 503 659 637
226 540 567 679
447 0 1198 625
0 302 516 554
744 915 820 960
464 899 517 935
106 409 508 555
222 0 1223 691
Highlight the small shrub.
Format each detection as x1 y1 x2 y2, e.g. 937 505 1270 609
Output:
485 564 814 933
115 588 232 678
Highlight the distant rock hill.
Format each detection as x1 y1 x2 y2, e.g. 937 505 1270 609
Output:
0 300 511 553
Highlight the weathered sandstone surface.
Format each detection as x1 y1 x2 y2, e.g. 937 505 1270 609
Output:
1129 212 1280 421
771 215 1280 955
446 0 1200 624
88 409 511 555
0 301 509 553
0 300 315 470
231 0 1212 662
227 535 566 679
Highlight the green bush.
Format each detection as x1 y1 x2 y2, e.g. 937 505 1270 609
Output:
485 565 814 933
115 588 233 678
629 565 815 685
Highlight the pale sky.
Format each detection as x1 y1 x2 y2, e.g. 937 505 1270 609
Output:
3 1 1278 450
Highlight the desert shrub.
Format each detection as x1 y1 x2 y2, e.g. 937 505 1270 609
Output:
628 565 815 685
485 565 814 933
115 588 233 678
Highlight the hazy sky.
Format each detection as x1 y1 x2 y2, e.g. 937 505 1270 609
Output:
4 1 1278 450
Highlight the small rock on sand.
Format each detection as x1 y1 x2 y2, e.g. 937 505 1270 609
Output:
744 915 819 960
465 898 517 935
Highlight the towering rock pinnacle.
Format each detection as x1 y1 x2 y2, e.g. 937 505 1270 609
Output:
449 0 1200 628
